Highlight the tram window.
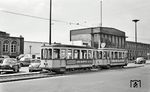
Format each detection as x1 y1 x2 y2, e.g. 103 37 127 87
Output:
107 51 110 59
115 52 118 59
47 49 52 59
53 49 60 59
103 51 107 59
61 49 66 59
122 52 125 59
119 52 122 59
81 50 87 59
111 52 114 59
41 49 43 59
99 51 102 59
73 49 80 59
67 49 72 59
93 51 97 59
97 51 102 59
88 50 92 59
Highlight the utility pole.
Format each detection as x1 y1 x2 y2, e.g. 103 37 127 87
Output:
49 0 52 45
132 19 140 59
99 0 103 48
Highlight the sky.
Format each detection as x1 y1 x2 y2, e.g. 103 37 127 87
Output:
0 0 150 44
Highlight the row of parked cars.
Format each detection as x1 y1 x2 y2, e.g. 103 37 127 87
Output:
0 55 41 73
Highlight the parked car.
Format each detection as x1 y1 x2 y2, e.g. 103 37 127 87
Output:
19 57 32 67
0 58 20 73
0 55 10 61
135 57 146 64
29 59 42 72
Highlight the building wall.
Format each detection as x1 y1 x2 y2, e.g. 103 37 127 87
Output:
0 31 24 57
70 27 126 49
24 41 44 55
126 41 150 60
24 41 48 58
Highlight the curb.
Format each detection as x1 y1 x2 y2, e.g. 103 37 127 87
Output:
124 64 144 69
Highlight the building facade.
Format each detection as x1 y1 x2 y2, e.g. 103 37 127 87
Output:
70 27 126 49
70 27 150 60
0 31 24 57
126 41 150 60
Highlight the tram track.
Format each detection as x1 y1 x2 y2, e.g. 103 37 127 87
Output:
0 64 145 83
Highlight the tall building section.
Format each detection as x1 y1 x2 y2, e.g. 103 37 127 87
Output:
70 27 126 49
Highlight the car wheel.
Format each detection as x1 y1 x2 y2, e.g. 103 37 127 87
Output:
13 66 19 73
29 69 33 72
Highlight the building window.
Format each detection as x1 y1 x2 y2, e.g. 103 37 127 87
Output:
11 41 17 53
3 40 9 53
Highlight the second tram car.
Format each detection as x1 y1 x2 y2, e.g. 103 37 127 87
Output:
39 44 128 73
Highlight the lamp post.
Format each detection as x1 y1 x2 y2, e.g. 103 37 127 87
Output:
132 19 140 59
49 0 52 45
29 45 32 54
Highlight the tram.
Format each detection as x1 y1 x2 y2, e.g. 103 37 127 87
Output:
39 44 128 73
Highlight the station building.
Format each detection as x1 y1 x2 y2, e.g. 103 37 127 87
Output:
126 41 150 60
70 27 126 49
70 27 150 59
0 31 24 57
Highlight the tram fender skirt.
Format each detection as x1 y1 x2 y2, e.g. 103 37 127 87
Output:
53 67 66 74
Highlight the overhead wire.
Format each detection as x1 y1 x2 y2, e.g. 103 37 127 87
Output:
0 9 89 27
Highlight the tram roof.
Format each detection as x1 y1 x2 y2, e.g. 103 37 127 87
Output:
41 44 94 49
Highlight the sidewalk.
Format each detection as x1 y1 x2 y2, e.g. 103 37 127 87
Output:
124 63 145 68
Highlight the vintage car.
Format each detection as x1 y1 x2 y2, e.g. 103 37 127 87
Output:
0 58 21 73
135 57 146 64
29 59 42 72
19 57 32 67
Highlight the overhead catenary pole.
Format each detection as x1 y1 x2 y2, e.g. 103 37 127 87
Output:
99 0 103 48
49 0 52 45
100 0 102 27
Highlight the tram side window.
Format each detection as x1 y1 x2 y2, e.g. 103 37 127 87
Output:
103 51 107 59
88 50 92 59
53 49 60 59
107 51 110 59
67 49 72 59
73 49 80 59
93 51 97 59
97 51 102 59
47 49 52 59
119 52 122 59
115 52 118 59
41 49 52 59
81 50 87 59
61 49 66 59
41 49 44 59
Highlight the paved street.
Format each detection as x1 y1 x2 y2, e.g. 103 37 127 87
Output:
0 64 150 92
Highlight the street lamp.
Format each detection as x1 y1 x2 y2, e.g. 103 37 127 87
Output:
49 0 52 45
132 19 140 59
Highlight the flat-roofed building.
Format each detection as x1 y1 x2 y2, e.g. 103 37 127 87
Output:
70 27 126 49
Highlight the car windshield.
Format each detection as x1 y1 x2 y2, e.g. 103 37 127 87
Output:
20 57 31 61
31 59 41 63
3 58 11 64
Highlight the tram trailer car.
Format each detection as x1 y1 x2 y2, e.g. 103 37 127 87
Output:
93 48 128 69
39 44 128 73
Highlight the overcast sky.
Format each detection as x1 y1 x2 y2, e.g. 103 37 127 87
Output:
0 0 150 44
